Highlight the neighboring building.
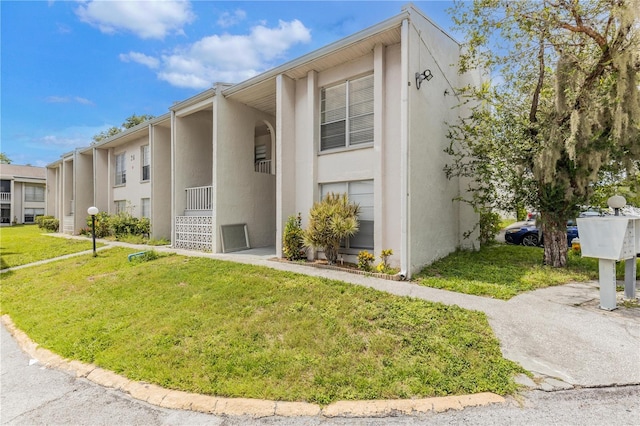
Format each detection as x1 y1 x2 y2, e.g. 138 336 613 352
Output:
46 4 482 277
0 164 47 225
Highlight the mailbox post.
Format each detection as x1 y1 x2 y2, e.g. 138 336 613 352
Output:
577 214 639 310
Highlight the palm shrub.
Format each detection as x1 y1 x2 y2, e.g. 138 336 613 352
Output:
283 213 306 260
303 193 359 264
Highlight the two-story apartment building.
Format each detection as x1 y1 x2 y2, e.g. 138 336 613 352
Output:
0 164 47 225
47 4 482 277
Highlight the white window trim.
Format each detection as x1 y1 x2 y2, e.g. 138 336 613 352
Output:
319 73 374 153
141 145 150 182
115 152 126 186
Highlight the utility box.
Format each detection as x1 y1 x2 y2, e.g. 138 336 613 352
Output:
577 216 639 310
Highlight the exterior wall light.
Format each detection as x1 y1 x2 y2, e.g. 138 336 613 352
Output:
415 69 433 90
87 206 99 257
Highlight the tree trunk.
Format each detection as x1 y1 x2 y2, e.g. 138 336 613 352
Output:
540 213 568 267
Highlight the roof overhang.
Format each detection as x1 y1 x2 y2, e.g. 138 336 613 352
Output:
223 12 406 116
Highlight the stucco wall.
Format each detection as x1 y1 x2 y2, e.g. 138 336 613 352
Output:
214 95 276 251
174 109 213 216
75 151 94 230
62 158 73 216
151 125 172 240
94 148 109 213
405 10 477 274
111 135 152 217
46 167 59 218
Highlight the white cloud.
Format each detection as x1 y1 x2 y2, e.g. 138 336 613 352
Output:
45 96 95 106
75 0 195 39
217 9 246 28
127 19 311 89
120 51 160 69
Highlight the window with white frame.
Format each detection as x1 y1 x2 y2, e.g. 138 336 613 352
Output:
114 200 127 214
141 198 150 218
24 208 45 223
24 185 45 202
320 74 374 151
320 180 374 250
115 153 126 185
141 145 150 182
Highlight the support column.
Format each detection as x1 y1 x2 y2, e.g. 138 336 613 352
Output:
624 257 637 300
598 259 618 310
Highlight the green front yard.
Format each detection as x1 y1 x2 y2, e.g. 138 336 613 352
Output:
1 246 523 405
415 244 637 300
0 225 99 269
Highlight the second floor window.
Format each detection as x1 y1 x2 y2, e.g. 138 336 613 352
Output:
115 153 126 185
141 145 150 181
25 185 45 202
320 74 374 151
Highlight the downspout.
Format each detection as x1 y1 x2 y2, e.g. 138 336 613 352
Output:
148 123 153 235
170 110 176 247
400 18 410 279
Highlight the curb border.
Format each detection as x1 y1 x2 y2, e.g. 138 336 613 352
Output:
2 314 505 418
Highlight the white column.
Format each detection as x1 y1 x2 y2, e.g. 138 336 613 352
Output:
373 43 386 254
598 259 618 310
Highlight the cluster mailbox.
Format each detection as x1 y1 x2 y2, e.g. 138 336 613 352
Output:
577 216 639 310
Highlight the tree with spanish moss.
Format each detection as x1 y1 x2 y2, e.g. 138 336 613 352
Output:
447 0 640 267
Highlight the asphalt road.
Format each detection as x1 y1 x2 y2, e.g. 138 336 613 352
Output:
2 323 639 426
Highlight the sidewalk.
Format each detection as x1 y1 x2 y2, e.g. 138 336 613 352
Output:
3 235 639 419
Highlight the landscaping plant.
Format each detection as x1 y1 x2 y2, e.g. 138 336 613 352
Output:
282 213 306 261
303 193 359 264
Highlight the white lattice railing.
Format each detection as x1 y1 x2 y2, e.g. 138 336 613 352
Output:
0 192 10 202
254 160 271 174
174 216 213 251
185 186 213 211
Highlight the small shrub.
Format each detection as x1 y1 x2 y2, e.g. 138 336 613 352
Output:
36 216 59 232
283 213 306 261
375 249 398 274
479 210 502 245
86 212 111 238
303 193 360 264
357 250 375 271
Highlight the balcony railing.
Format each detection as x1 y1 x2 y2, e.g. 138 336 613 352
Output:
255 160 272 174
0 192 10 203
186 186 213 211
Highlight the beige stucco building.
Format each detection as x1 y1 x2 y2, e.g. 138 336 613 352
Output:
47 4 481 277
0 164 47 225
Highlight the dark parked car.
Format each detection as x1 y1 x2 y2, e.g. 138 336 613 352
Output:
504 220 579 247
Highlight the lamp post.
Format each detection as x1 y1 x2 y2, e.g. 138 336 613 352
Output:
607 195 626 216
87 206 99 257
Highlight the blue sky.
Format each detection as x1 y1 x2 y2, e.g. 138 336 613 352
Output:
1 1 455 167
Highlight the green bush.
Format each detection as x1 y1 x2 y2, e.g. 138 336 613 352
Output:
357 250 375 271
283 214 306 260
480 210 502 245
36 216 59 232
303 193 359 264
85 212 150 239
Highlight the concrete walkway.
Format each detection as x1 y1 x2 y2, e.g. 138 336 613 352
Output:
2 235 639 420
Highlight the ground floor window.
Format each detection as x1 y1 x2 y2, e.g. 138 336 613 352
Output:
320 180 373 250
24 208 45 223
114 200 127 214
1 204 10 224
141 198 150 218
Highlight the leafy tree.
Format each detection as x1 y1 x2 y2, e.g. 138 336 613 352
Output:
92 114 155 144
303 193 360 264
0 152 12 164
447 0 640 267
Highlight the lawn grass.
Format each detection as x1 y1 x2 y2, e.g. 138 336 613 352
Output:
415 244 638 300
0 247 523 404
0 225 99 269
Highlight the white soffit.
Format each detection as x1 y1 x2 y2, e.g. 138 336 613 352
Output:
226 25 403 116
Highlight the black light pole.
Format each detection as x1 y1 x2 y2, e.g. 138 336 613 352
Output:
87 206 99 257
